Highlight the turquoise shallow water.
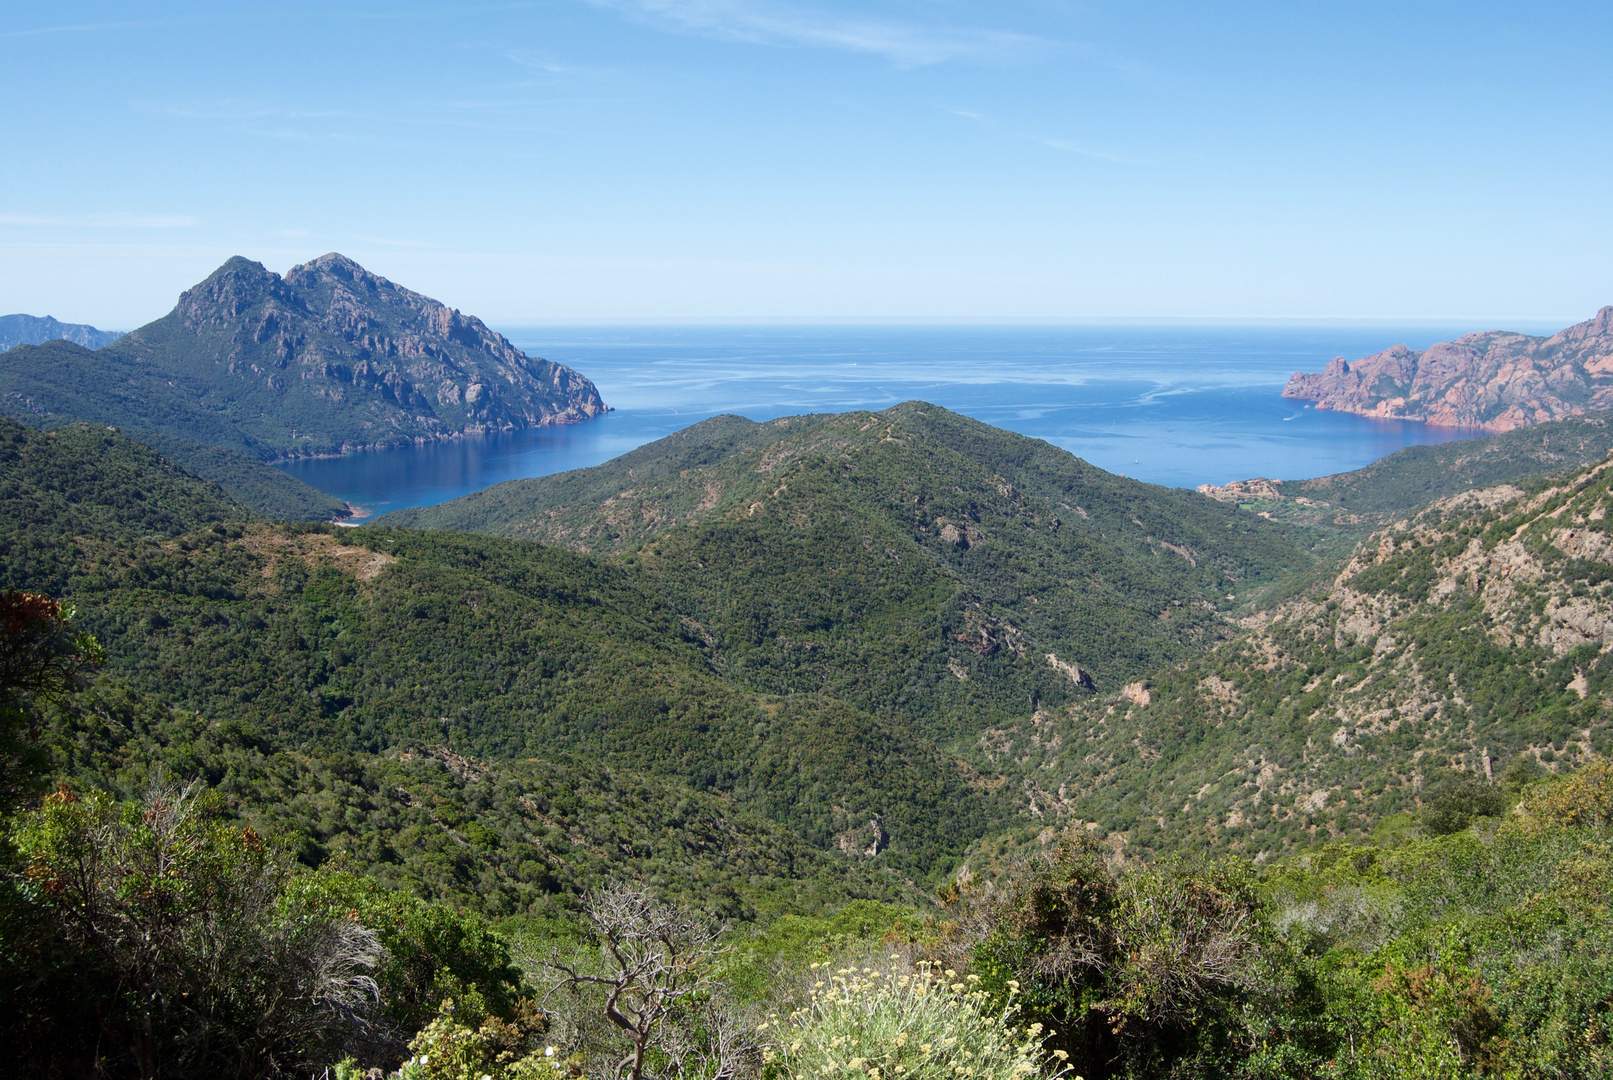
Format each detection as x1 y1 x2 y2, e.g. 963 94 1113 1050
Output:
274 322 1560 520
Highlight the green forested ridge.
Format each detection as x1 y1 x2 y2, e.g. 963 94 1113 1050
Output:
0 254 606 461
0 342 356 518
0 338 259 451
383 403 1315 735
0 418 249 594
129 430 350 520
58 522 1003 877
42 679 921 921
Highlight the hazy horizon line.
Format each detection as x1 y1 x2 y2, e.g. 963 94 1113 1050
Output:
489 314 1582 330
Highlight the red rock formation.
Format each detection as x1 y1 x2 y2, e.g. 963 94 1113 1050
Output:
1283 307 1613 431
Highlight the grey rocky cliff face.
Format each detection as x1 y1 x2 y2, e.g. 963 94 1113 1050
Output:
1283 307 1613 432
114 253 606 456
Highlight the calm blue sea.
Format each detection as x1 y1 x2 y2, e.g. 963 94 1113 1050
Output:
274 323 1563 520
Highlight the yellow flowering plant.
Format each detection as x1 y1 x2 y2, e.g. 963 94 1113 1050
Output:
768 959 1073 1080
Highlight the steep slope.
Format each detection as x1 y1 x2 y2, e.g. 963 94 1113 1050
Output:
130 431 350 521
1283 306 1613 431
46 680 921 920
0 253 606 458
0 417 248 593
0 313 121 350
16 497 1008 877
1198 414 1613 529
381 403 1315 735
978 455 1613 863
0 344 353 519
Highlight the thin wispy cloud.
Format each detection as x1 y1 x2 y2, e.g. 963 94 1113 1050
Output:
0 19 174 39
947 107 1153 167
1039 136 1150 166
0 212 199 229
356 236 438 249
134 100 364 123
587 0 1040 66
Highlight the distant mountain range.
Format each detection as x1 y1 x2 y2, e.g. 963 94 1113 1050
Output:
0 253 606 459
1284 306 1613 431
0 313 122 350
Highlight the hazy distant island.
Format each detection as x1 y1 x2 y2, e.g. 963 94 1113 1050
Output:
1283 305 1613 431
0 312 123 350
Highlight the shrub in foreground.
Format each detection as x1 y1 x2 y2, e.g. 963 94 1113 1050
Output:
770 957 1071 1080
3 780 384 1078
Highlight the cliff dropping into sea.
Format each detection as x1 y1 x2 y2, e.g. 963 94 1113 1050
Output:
1283 306 1613 431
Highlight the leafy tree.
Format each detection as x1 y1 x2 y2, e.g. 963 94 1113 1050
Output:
3 780 385 1079
1420 775 1507 837
0 589 102 809
289 868 529 1031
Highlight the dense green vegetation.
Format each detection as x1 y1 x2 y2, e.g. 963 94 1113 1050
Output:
0 418 248 594
8 396 1613 1077
0 338 260 452
0 345 351 518
43 679 920 922
128 430 350 520
384 403 1314 733
940 766 1613 1079
61 523 1002 876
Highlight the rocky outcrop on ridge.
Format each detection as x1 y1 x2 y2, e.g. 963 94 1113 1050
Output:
975 453 1613 860
1283 307 1613 432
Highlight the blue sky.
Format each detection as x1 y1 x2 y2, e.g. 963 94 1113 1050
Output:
2 1 1610 325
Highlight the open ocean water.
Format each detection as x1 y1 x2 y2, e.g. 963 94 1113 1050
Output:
274 322 1563 520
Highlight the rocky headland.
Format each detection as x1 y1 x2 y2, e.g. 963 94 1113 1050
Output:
125 252 609 455
0 253 607 460
1283 306 1613 431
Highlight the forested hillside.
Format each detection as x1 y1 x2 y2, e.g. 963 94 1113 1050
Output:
971 452 1613 867
131 430 351 520
384 403 1314 731
44 679 919 922
0 419 248 593
8 401 1613 1079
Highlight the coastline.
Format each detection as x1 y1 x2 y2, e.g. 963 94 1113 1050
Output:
265 405 613 465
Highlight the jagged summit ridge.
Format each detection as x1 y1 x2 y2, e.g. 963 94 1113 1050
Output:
100 252 606 454
1283 306 1613 432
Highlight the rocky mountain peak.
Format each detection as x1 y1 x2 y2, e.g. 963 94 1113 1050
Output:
101 254 607 457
